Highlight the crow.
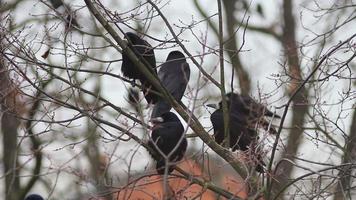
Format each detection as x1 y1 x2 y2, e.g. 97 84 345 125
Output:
227 92 280 135
211 92 280 135
147 112 187 174
225 92 280 119
208 92 279 172
209 103 257 151
210 107 266 172
25 194 44 200
121 32 160 104
151 51 190 118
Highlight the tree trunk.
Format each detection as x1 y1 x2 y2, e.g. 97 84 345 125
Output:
334 108 356 200
222 0 251 95
273 0 309 198
0 33 21 200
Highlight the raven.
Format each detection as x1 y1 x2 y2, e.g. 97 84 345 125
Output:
148 112 187 174
151 51 190 118
25 194 44 200
121 32 160 104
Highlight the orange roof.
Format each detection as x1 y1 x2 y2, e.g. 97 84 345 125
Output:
113 159 248 199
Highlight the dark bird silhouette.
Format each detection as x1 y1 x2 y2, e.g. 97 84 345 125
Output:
208 92 279 172
209 103 257 152
121 32 160 104
148 112 187 174
25 194 44 200
209 104 263 172
151 51 190 118
225 93 280 119
224 92 280 134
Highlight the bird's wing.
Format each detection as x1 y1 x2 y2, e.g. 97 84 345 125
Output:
173 138 187 162
240 96 279 118
159 62 190 100
150 131 166 156
210 110 225 144
151 122 183 147
143 42 157 73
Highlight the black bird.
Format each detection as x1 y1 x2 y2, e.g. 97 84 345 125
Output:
121 32 160 104
208 92 279 172
210 106 265 172
225 92 280 119
25 194 44 200
209 102 257 151
148 112 187 174
151 51 190 118
224 92 280 135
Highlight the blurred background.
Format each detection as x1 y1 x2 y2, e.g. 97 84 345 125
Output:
0 0 355 199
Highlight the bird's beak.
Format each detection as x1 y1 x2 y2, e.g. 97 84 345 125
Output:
206 103 219 109
149 117 164 123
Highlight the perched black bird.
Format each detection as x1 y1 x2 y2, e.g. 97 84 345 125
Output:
121 32 160 104
210 106 265 172
148 112 187 174
151 51 190 118
224 92 280 134
25 194 44 200
208 92 279 172
209 103 257 151
225 93 280 119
